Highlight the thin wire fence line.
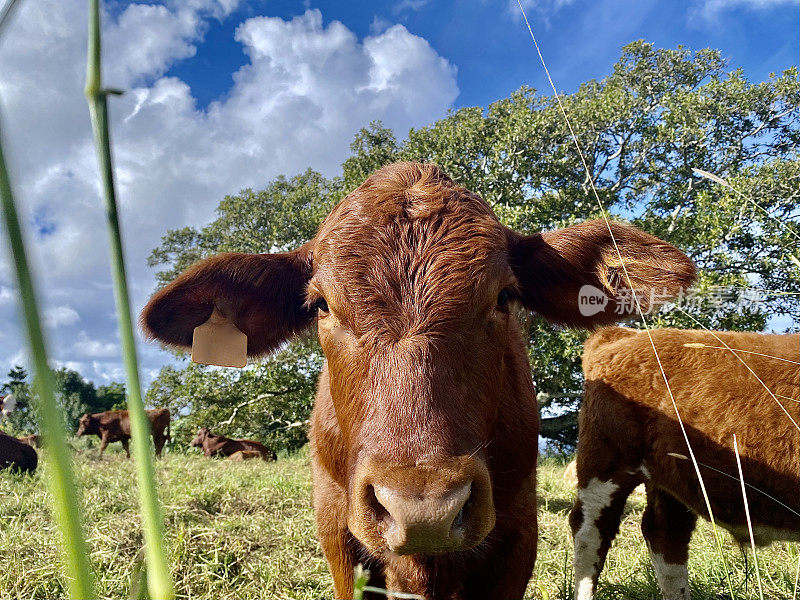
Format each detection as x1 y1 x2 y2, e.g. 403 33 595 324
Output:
513 2 735 591
676 307 800 433
733 434 764 600
683 343 800 365
692 168 800 243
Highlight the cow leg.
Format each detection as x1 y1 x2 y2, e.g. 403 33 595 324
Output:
120 438 130 458
99 433 109 455
641 486 696 600
153 434 165 458
570 472 641 600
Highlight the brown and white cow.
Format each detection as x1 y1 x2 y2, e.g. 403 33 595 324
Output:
141 162 694 599
571 326 800 600
76 408 171 458
0 430 37 473
190 427 277 461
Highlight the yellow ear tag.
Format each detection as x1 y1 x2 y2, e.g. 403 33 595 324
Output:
191 308 247 368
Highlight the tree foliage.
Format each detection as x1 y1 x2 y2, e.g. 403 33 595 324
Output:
147 41 799 450
1 366 127 434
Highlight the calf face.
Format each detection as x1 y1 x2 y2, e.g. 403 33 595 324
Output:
142 163 694 597
76 414 99 437
190 427 210 448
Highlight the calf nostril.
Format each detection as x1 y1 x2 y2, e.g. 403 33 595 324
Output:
366 485 390 526
453 503 466 530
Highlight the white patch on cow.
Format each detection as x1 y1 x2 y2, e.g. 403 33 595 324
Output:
573 477 619 600
575 576 595 600
649 551 689 600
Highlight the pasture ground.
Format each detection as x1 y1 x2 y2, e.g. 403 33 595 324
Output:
0 448 797 599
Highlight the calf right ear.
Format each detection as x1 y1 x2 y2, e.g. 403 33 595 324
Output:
141 243 315 357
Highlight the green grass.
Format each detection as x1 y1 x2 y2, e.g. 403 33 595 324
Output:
0 451 796 599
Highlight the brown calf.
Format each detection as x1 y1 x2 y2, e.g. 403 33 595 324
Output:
571 327 799 600
190 427 276 461
18 434 40 448
227 450 265 462
0 430 37 473
141 162 694 599
76 408 171 458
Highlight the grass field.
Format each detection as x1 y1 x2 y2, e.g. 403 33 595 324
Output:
0 448 797 599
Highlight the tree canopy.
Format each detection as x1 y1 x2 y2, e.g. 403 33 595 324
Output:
1 366 127 434
146 41 799 451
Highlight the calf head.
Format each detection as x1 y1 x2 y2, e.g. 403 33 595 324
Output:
76 413 99 437
191 427 211 447
142 162 694 556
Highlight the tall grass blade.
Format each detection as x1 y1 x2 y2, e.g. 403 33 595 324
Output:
84 0 173 597
0 0 21 38
0 119 96 597
733 434 764 600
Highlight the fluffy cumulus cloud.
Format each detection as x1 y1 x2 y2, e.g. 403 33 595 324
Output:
0 1 458 384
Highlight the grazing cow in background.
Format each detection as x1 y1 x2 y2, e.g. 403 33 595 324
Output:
18 434 40 449
76 408 171 458
571 327 800 600
0 430 37 473
0 394 16 418
227 450 265 462
142 162 695 599
190 427 276 461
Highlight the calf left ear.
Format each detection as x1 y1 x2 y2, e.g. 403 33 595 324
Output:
508 219 696 328
141 242 315 356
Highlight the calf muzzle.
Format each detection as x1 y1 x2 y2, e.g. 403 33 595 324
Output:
349 455 495 555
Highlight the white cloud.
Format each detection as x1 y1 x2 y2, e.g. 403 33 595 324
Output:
44 305 81 328
73 332 119 358
0 3 459 385
0 287 15 304
693 0 798 19
508 0 577 21
394 0 430 13
369 15 392 35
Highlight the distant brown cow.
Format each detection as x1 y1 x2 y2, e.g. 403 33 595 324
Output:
0 430 37 473
190 428 276 461
18 434 40 448
227 450 264 462
142 162 694 599
571 327 799 600
76 408 171 458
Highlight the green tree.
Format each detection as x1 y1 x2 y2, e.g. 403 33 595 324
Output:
51 368 98 432
148 41 799 450
96 382 127 411
146 338 322 453
2 365 35 433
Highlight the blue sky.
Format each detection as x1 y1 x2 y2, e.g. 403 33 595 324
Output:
165 0 799 112
0 0 796 388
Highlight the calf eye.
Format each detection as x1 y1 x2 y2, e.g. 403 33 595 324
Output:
497 289 512 310
313 297 329 314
